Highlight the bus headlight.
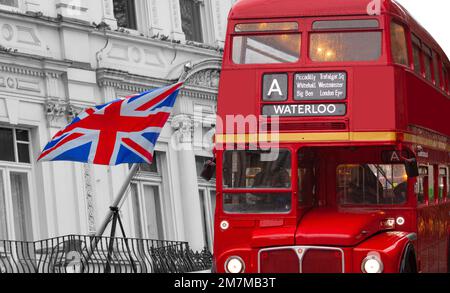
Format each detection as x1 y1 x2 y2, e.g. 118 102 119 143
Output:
225 256 245 273
361 253 383 273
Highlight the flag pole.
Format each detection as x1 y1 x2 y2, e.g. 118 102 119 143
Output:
82 164 139 271
95 163 139 237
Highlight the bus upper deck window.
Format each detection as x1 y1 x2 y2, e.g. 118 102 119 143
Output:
412 34 422 74
423 44 433 81
432 52 441 87
235 22 298 33
443 66 449 92
232 22 300 65
312 19 379 30
232 34 301 64
309 31 381 62
390 22 409 66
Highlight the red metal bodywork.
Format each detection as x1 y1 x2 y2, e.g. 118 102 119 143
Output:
214 0 450 273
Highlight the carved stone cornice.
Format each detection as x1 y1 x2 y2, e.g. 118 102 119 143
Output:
98 80 150 93
0 64 45 77
96 68 165 93
45 99 90 127
45 98 67 127
185 69 220 89
180 89 217 101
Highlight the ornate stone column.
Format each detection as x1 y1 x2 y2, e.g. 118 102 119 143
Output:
25 0 41 13
98 80 117 103
168 0 186 41
171 114 204 251
55 0 89 22
148 0 163 36
101 0 118 30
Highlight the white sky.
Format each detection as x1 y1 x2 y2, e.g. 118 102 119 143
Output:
395 0 450 56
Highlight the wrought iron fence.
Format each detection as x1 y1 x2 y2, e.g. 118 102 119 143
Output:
0 235 212 273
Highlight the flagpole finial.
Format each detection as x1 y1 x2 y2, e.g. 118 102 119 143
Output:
184 62 193 72
178 61 194 83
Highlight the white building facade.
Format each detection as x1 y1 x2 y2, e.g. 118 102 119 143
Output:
0 0 236 252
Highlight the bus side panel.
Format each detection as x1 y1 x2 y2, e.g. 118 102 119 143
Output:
405 72 450 138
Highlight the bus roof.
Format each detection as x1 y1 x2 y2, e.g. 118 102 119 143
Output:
229 0 400 20
229 0 450 65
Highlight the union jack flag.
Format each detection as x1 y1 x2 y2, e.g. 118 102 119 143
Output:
38 82 183 165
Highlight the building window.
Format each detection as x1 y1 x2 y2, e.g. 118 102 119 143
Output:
199 189 211 249
129 153 159 174
0 0 18 9
179 0 203 42
198 188 215 251
0 128 31 164
196 155 215 251
195 156 215 180
113 0 137 30
0 166 33 241
0 127 33 241
131 183 164 240
130 152 165 240
390 22 409 66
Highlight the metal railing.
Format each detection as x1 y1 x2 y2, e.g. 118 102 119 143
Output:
0 235 212 273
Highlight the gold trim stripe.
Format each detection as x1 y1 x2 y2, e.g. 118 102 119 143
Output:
404 133 450 152
216 132 450 152
215 132 398 143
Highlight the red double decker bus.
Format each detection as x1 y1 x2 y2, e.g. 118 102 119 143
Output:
213 0 450 273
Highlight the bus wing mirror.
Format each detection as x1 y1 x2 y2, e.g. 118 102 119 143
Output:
201 159 216 181
404 158 419 178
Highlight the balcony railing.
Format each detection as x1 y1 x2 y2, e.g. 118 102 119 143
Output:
0 235 212 273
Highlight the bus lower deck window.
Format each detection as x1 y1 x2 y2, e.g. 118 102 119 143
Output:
337 164 408 205
222 150 291 189
223 193 291 214
232 34 301 64
309 31 381 62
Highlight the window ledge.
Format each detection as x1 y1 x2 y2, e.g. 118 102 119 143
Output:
115 27 144 37
0 5 20 13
